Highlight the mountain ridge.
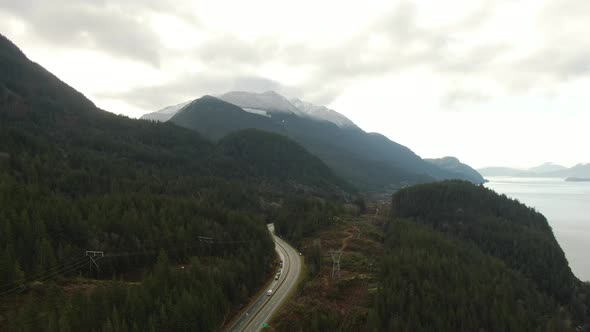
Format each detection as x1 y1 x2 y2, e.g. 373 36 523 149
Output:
143 90 361 129
169 95 286 141
218 90 302 115
289 97 359 129
425 156 486 184
156 92 486 190
479 163 590 178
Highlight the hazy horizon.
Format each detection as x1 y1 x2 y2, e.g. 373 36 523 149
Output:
477 162 590 170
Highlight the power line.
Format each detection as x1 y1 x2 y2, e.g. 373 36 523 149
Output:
102 237 216 258
0 235 261 299
0 258 91 298
0 254 87 290
2 234 274 330
0 256 88 295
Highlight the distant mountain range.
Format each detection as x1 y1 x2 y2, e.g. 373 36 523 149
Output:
479 162 590 179
143 92 486 190
565 177 590 182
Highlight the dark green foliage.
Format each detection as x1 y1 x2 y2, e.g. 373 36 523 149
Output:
0 34 96 122
218 129 353 194
9 253 270 332
0 33 347 330
306 240 324 277
170 96 285 140
274 196 344 244
169 95 482 191
255 114 439 190
371 181 590 331
371 220 572 331
391 181 574 302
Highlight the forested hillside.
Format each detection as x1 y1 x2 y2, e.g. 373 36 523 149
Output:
217 129 352 195
425 156 486 184
170 96 285 140
168 94 485 192
370 181 590 331
0 33 349 331
273 196 350 244
370 220 574 331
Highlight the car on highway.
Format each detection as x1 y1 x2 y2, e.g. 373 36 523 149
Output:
267 289 273 296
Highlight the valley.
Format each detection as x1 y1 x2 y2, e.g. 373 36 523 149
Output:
1 29 589 332
145 92 486 191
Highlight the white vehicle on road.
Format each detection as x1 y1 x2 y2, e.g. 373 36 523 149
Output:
226 224 302 332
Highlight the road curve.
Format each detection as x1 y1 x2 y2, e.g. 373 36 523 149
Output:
226 224 302 332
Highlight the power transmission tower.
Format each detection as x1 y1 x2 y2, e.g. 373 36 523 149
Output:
198 236 214 255
329 250 342 279
197 236 214 244
86 251 104 276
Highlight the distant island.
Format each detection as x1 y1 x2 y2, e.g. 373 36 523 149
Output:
565 177 590 182
479 162 590 179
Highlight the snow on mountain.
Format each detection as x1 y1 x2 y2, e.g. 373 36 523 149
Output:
219 91 359 128
218 91 303 115
142 91 359 129
141 100 192 122
242 108 271 117
290 98 358 129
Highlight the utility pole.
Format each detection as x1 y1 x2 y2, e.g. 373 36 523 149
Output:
86 251 104 277
329 250 342 279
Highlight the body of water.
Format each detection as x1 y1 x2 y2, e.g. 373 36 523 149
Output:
485 176 590 282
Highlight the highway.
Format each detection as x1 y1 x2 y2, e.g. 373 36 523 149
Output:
226 224 302 332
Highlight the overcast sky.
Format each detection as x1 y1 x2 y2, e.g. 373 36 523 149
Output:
1 0 589 168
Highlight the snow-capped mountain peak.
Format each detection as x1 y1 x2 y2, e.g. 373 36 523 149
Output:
141 100 193 122
290 98 358 129
142 91 359 130
218 91 303 115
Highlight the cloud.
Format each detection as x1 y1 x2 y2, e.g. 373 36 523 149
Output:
99 74 299 111
229 77 301 97
99 72 230 110
196 34 280 68
299 0 590 109
0 1 197 65
515 1 590 83
267 1 505 105
441 89 491 110
3 0 590 115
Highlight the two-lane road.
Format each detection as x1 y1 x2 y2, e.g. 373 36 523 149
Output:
226 224 302 332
